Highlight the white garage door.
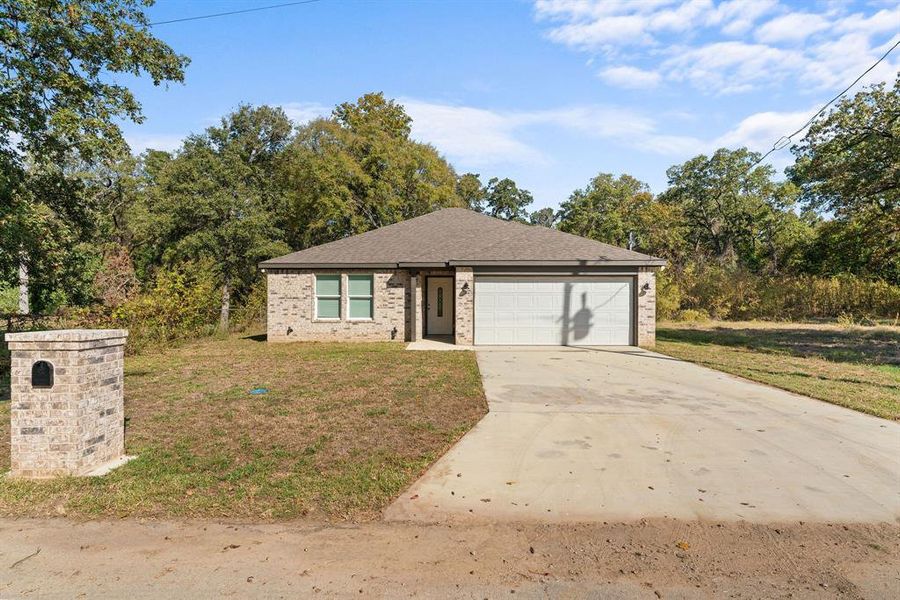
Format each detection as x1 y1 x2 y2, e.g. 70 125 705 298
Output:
474 277 633 346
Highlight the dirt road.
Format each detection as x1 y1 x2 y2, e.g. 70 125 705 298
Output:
2 518 898 598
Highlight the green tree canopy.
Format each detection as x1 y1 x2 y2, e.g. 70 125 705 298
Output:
456 172 486 212
130 105 293 329
789 77 899 282
790 77 899 218
529 207 558 228
659 148 802 270
1 0 188 312
279 92 462 248
557 173 685 262
482 177 533 222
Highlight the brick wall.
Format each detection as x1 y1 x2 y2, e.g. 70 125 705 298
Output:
6 329 127 478
267 269 410 342
454 267 474 345
636 267 658 347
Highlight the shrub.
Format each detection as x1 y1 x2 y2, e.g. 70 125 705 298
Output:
229 276 267 332
655 269 681 320
108 262 220 354
663 265 900 321
0 284 18 313
674 308 710 322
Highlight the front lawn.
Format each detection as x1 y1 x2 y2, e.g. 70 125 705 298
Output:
656 321 900 420
0 335 487 520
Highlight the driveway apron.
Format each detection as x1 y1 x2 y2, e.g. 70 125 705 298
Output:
384 347 900 523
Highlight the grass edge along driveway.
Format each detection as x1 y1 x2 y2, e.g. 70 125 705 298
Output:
0 335 487 521
656 321 899 421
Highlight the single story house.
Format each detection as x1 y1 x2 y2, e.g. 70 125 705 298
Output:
259 208 665 347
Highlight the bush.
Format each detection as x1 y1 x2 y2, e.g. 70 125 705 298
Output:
674 308 710 322
655 269 681 320
229 276 267 332
0 284 18 313
664 265 900 321
107 262 220 354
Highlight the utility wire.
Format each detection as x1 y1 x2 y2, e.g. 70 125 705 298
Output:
751 38 899 168
149 0 323 26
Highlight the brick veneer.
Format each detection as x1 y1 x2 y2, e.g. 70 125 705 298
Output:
267 269 410 342
454 267 474 345
266 267 656 346
637 267 658 347
5 329 127 478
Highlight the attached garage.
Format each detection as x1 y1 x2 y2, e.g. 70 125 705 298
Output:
474 276 634 346
261 208 663 347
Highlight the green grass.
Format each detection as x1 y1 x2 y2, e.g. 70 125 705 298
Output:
656 321 900 420
0 334 487 521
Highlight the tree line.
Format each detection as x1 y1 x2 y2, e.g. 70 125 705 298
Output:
2 2 897 341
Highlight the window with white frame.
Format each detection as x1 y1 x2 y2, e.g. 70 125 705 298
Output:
348 274 374 320
315 274 341 319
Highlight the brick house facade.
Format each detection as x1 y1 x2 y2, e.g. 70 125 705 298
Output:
261 209 663 347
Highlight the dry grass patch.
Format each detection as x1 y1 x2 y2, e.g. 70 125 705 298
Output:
657 321 899 420
0 334 487 520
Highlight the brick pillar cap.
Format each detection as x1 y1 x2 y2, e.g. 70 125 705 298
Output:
5 328 129 342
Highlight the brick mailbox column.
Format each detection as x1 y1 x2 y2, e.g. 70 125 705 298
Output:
5 329 128 478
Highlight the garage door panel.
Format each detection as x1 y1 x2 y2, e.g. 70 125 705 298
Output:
474 277 633 346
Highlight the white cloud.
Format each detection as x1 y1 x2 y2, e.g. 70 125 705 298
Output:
401 100 548 167
663 42 804 93
714 108 814 150
543 13 652 49
599 65 662 88
712 107 818 171
802 33 900 89
754 13 830 44
533 0 778 50
712 0 780 35
835 7 900 36
125 133 185 154
280 102 330 124
398 98 701 168
404 98 831 175
533 0 899 95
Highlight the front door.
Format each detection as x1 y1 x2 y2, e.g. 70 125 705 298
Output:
426 277 453 335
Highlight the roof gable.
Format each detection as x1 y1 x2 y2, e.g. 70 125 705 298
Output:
260 208 664 268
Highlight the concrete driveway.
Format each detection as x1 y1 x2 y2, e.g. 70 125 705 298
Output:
385 347 900 524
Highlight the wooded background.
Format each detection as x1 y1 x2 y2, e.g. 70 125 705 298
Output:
2 1 898 352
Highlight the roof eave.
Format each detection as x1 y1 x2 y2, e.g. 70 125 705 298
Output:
260 258 667 271
448 259 667 267
259 261 400 270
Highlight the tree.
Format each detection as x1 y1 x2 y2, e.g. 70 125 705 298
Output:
557 173 685 262
530 207 558 228
482 177 533 222
132 105 293 330
0 0 188 312
456 172 486 212
279 93 462 248
0 159 100 312
790 77 899 282
790 77 899 217
659 148 798 270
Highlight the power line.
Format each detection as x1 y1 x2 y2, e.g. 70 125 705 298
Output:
752 38 899 168
149 0 324 26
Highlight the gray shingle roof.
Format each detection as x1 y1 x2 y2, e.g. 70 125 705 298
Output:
259 208 664 268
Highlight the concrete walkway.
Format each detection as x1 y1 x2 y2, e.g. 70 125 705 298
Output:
385 347 900 524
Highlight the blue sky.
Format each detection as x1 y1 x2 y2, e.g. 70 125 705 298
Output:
124 0 900 210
